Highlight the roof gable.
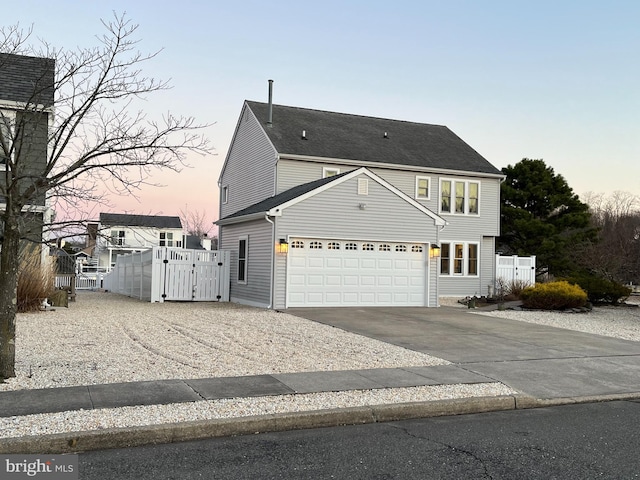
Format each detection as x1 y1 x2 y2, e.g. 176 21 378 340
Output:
218 168 445 226
99 213 182 229
245 101 501 176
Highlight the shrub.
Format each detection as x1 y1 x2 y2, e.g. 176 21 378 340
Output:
566 272 631 305
506 279 532 298
520 281 587 310
17 246 56 312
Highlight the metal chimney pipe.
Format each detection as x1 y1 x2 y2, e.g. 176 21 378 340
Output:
267 79 274 127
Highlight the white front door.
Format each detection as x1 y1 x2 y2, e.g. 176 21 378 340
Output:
287 238 428 307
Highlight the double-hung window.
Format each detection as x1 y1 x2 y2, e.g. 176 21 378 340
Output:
110 230 125 246
323 167 340 178
440 242 479 276
237 236 248 284
440 179 480 215
415 176 430 200
159 232 183 247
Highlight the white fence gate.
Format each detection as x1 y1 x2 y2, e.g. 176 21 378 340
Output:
103 247 230 303
496 254 536 286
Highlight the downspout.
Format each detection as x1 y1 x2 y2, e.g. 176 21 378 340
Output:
265 214 275 309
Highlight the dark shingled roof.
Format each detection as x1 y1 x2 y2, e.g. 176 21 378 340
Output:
246 101 501 175
0 53 55 106
221 171 350 221
100 213 182 229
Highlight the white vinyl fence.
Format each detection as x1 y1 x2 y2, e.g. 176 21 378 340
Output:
103 247 230 303
55 273 104 290
496 254 536 287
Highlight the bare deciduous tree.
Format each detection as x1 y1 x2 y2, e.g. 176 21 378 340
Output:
575 191 640 285
179 205 214 238
0 14 212 379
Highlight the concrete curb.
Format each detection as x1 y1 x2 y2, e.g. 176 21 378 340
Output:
0 396 515 454
514 392 640 409
2 393 639 454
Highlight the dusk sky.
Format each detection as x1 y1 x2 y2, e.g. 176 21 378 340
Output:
5 1 639 233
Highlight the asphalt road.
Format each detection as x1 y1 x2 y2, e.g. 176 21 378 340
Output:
79 400 640 479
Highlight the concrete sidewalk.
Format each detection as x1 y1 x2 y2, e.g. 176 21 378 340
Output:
0 364 493 418
2 305 640 454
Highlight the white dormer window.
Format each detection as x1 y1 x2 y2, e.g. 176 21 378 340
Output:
323 167 340 178
415 176 430 200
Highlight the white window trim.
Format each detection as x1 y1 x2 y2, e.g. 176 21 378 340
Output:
237 235 248 285
322 166 340 178
415 175 431 200
222 185 229 204
439 241 480 277
439 178 480 216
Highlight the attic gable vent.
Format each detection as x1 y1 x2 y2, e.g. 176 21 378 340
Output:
358 178 369 195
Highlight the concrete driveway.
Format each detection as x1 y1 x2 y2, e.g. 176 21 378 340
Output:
285 306 640 400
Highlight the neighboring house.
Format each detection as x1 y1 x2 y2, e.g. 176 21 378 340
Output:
217 97 504 309
87 213 184 270
0 53 55 252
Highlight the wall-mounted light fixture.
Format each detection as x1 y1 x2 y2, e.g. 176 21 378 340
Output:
358 203 367 210
429 244 441 258
277 238 289 253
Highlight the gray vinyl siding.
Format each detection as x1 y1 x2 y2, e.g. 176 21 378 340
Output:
428 254 438 307
276 159 355 193
219 105 277 218
481 236 496 296
276 159 501 236
219 219 273 308
272 173 439 309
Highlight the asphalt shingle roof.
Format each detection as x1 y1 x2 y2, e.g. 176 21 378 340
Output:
221 172 350 220
246 101 501 175
0 53 55 106
99 213 182 229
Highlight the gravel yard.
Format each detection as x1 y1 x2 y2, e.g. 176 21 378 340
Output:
3 292 637 440
472 297 640 342
1 291 449 392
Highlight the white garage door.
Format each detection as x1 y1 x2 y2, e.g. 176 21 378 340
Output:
287 238 428 307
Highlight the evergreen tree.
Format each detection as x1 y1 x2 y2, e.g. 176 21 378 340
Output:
498 159 595 277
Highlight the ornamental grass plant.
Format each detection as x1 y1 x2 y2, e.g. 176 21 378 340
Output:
17 246 56 312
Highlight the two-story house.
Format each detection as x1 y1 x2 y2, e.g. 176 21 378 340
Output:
87 213 184 270
217 95 504 309
0 53 55 252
